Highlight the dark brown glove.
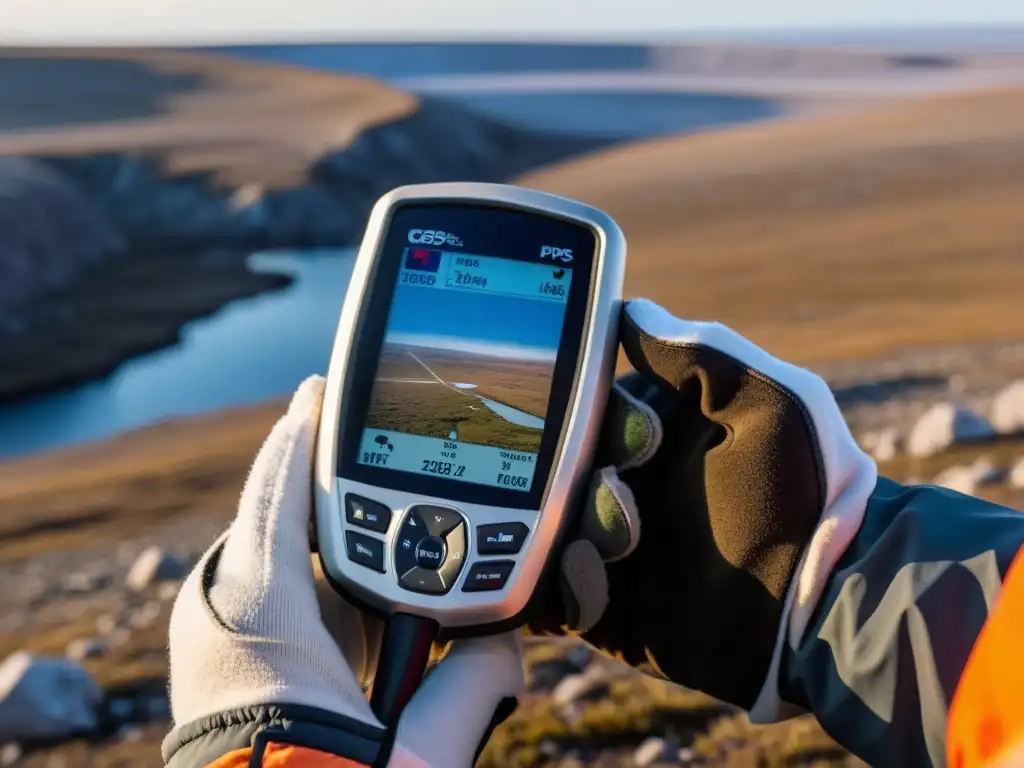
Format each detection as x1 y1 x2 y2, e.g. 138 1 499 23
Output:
530 298 877 714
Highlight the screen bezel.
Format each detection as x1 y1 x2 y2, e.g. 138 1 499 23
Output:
335 201 599 510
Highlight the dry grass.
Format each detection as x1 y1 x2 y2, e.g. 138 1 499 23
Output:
0 397 284 564
518 85 1024 366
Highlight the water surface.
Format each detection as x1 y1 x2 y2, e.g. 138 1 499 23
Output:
0 251 355 458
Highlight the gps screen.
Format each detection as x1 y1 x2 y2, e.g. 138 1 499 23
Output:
356 246 573 492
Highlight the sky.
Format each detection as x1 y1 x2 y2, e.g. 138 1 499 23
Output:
1 0 1022 44
384 283 565 362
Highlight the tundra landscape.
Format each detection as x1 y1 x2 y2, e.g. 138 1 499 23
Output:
1 36 1024 768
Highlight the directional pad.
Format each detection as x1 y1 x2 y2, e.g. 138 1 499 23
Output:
394 506 467 594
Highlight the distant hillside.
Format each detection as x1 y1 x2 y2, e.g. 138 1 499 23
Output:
518 85 1024 364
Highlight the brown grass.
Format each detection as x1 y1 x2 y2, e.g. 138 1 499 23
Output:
517 85 1024 366
0 397 284 564
0 48 417 188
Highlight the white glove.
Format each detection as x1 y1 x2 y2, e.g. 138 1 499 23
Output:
167 376 524 768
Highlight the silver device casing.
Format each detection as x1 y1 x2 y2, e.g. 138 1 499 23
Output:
314 182 626 629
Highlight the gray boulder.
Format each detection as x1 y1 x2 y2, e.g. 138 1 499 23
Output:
0 653 102 742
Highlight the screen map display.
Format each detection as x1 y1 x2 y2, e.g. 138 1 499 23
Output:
356 246 573 492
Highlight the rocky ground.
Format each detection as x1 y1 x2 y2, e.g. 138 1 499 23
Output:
1 354 1021 767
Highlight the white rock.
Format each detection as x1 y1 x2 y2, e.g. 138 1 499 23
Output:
971 457 1006 486
0 653 102 742
95 614 118 635
633 737 667 767
992 381 1024 435
1010 458 1024 490
907 403 994 458
126 547 184 592
933 465 980 495
65 637 107 661
862 427 899 462
0 743 21 767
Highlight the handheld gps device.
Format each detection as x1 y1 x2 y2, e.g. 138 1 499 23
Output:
313 182 626 725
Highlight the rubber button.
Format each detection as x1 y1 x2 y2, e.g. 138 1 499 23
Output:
477 523 529 555
415 536 446 570
345 494 392 534
345 531 384 573
462 561 515 592
399 567 446 594
438 523 467 588
413 505 463 537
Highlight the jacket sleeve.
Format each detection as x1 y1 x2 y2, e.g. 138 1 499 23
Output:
161 698 516 767
161 704 383 768
779 477 1024 768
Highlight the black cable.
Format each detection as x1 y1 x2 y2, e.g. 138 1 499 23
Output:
370 612 439 728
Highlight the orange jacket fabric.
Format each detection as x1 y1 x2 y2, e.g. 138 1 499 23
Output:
208 744 367 768
948 546 1024 768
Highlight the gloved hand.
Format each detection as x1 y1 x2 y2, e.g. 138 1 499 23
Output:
530 298 877 720
164 376 524 768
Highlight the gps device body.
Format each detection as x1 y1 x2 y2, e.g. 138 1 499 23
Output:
313 182 626 645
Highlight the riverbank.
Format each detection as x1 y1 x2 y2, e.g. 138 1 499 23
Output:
0 49 615 405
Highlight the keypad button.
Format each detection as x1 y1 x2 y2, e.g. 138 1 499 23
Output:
415 536 446 570
394 517 421 578
412 505 463 537
462 561 515 592
438 523 467 587
399 567 446 595
477 523 529 555
345 494 392 534
345 531 384 573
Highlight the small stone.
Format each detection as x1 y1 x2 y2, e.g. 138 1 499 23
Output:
539 739 560 758
862 427 899 462
991 381 1024 434
96 614 118 635
907 403 994 458
1010 458 1024 490
108 628 131 648
933 465 980 496
128 601 163 630
633 737 667 767
565 643 592 671
61 572 103 594
126 547 184 592
0 743 22 767
118 724 142 742
971 457 1006 486
65 637 107 661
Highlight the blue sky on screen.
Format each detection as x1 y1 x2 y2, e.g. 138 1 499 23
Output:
383 283 565 361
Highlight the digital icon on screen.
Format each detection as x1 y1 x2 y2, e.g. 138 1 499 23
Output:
552 268 565 280
405 248 441 272
374 435 394 452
